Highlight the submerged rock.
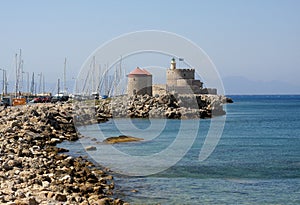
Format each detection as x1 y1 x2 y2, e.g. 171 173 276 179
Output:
85 146 97 151
103 135 143 144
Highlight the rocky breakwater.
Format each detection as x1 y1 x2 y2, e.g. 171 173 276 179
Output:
108 94 233 119
0 103 126 205
74 101 113 126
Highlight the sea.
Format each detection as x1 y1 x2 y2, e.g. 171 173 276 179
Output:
58 95 300 204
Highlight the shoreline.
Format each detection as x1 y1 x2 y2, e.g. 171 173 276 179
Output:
0 94 231 204
0 103 127 205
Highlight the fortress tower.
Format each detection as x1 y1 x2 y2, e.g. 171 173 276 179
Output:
127 67 152 96
166 58 203 94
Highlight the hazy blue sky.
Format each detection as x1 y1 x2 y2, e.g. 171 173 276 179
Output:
1 0 300 94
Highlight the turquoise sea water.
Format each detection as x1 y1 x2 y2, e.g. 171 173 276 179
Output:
59 95 300 204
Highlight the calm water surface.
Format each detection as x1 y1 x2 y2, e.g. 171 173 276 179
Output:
59 95 300 204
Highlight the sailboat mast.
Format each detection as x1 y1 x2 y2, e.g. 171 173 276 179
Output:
30 72 35 95
58 78 60 95
18 49 22 95
15 49 23 97
92 56 96 93
38 73 42 94
4 70 7 95
43 75 45 94
15 53 18 97
64 58 67 94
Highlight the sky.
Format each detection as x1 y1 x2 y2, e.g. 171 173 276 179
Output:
0 0 300 94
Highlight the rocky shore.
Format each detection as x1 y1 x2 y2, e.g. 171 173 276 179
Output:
0 94 232 204
0 103 127 205
76 94 232 125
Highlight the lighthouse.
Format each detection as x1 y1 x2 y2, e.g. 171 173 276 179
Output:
170 58 176 70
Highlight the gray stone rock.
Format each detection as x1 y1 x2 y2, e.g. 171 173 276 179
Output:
85 146 97 151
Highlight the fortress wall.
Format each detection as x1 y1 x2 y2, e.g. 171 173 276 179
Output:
153 84 167 96
172 86 195 95
177 69 195 79
192 80 203 88
167 69 195 86
177 79 194 87
200 88 217 95
166 70 178 86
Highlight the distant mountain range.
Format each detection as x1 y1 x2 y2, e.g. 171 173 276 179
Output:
222 76 300 95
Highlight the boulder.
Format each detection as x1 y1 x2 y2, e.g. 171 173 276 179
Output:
85 146 97 151
103 135 143 144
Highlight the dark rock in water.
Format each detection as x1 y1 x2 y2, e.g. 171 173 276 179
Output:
103 135 143 144
85 146 97 151
226 97 234 103
57 147 69 153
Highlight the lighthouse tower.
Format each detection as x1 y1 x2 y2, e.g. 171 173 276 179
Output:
170 58 176 70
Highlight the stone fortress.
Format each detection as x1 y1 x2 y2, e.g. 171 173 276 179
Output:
127 58 217 96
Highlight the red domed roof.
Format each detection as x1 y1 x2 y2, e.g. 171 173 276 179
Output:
128 67 152 77
142 69 152 76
